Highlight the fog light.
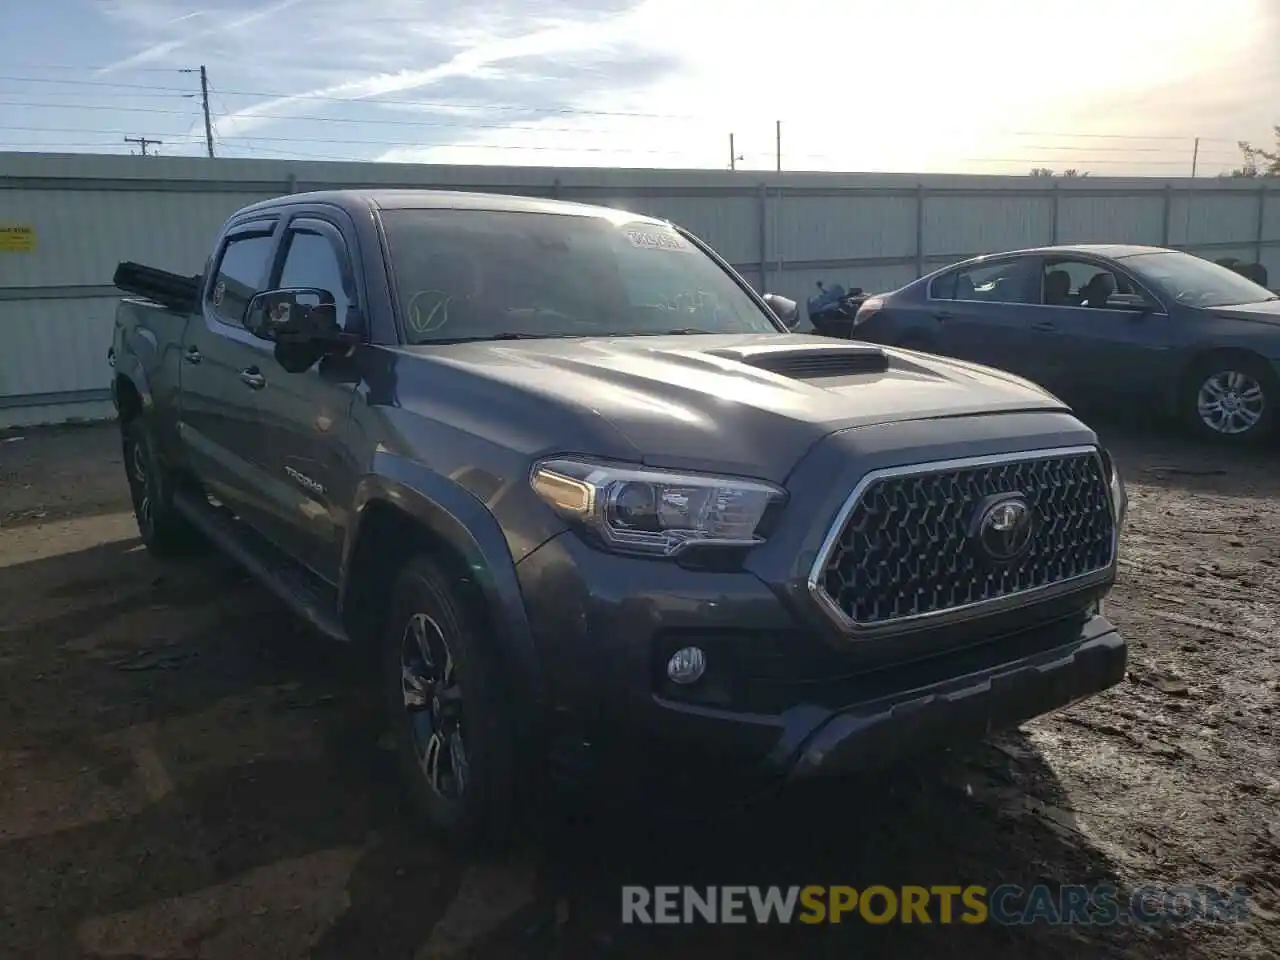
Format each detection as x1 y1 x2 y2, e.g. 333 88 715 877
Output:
666 646 707 684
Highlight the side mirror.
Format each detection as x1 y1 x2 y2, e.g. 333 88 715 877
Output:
1105 293 1154 313
244 287 352 346
762 293 800 329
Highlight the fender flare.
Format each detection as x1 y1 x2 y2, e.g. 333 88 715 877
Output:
342 451 546 713
111 352 153 415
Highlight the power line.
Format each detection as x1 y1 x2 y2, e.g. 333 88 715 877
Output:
0 102 1253 162
0 74 1258 141
0 63 187 73
3 134 1243 168
0 73 1255 172
0 126 1246 166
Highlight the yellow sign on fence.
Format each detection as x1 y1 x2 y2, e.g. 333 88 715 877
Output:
0 225 35 253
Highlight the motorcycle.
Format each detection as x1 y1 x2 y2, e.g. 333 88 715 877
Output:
805 281 870 339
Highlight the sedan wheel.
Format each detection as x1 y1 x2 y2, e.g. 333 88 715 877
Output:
1195 369 1267 437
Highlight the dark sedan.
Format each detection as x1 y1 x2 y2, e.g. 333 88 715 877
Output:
849 244 1280 442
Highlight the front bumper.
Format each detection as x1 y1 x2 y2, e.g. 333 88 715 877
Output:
517 530 1125 796
517 412 1125 797
784 610 1124 780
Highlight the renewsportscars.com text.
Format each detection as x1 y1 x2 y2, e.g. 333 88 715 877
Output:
621 884 1251 926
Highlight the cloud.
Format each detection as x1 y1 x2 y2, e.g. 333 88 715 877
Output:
369 0 1280 175
75 0 1279 175
96 0 310 74
210 7 652 140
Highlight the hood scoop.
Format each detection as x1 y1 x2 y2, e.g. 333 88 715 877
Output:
705 344 890 380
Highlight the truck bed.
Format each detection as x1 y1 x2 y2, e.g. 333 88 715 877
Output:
113 262 201 314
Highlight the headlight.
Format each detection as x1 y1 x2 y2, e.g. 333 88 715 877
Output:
530 458 786 558
1099 447 1127 530
852 296 884 326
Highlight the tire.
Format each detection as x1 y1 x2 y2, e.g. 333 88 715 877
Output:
121 417 200 557
1181 354 1277 444
383 555 518 849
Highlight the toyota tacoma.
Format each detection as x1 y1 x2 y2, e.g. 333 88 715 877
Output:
109 190 1128 844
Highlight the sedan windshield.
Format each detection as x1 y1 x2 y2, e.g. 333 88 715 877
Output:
379 209 780 344
1121 250 1277 308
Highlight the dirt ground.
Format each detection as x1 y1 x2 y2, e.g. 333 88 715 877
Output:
0 420 1277 960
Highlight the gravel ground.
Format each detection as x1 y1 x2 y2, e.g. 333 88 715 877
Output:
0 420 1277 960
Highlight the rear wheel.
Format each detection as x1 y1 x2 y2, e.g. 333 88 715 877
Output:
1182 355 1276 443
122 417 200 556
383 555 518 849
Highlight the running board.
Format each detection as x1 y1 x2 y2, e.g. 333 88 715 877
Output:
173 490 350 643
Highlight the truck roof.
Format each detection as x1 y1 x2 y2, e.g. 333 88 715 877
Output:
235 189 669 226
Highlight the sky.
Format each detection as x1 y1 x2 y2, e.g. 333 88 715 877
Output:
1 0 1278 175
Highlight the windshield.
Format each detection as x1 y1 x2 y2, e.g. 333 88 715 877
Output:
380 209 780 344
1121 250 1277 308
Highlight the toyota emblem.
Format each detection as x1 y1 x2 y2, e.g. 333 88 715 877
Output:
975 495 1035 561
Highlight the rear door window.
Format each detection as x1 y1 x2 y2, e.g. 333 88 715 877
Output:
945 258 1040 304
208 228 276 326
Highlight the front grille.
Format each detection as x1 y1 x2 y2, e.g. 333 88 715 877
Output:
814 449 1115 630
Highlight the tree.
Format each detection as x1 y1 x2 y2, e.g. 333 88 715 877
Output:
1229 125 1279 178
1029 167 1088 177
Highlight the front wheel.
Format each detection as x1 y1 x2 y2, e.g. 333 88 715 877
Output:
1182 357 1276 443
383 556 518 849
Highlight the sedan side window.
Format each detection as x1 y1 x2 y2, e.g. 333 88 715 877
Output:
1041 259 1147 309
933 259 1039 305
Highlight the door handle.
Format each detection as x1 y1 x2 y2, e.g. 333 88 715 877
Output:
1030 321 1057 332
933 310 954 322
184 347 202 365
239 367 267 389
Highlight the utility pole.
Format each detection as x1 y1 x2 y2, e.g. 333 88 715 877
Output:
1191 137 1200 177
200 65 214 158
180 65 216 157
124 136 162 156
729 133 736 171
775 120 781 172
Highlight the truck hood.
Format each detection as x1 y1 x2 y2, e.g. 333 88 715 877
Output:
394 333 1068 482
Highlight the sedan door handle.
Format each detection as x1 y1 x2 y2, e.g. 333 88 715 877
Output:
239 367 267 389
933 310 954 322
184 347 202 364
1030 320 1057 332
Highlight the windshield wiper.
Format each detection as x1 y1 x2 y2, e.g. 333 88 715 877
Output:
427 328 727 344
426 332 559 344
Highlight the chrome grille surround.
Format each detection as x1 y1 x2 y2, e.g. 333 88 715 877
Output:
806 446 1118 637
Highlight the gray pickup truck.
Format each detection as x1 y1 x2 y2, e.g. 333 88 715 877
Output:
109 189 1128 845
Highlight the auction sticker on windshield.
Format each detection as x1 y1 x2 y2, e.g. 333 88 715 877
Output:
623 225 690 252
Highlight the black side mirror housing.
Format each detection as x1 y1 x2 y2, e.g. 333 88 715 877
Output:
1105 292 1155 314
762 293 800 329
245 287 355 346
